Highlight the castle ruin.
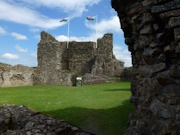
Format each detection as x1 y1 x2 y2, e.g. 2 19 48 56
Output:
0 32 124 87
34 31 124 86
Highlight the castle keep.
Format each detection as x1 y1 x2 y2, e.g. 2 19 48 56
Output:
34 31 124 86
0 32 124 87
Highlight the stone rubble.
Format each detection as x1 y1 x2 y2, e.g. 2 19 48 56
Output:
0 105 95 135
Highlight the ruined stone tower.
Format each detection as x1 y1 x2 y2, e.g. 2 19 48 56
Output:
34 31 124 86
112 0 180 134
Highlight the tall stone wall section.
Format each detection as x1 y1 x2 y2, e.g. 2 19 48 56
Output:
112 0 180 134
35 31 124 86
34 32 73 86
0 63 34 87
92 34 123 76
68 41 96 75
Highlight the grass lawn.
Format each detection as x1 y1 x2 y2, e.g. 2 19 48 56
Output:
0 82 133 135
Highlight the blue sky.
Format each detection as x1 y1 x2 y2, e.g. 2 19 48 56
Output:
0 0 131 67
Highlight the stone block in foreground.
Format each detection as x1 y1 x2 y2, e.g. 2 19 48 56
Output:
0 105 96 135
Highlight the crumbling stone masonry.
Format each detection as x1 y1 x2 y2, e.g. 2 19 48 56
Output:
34 31 124 86
0 63 34 87
0 105 95 135
0 32 124 87
112 0 180 134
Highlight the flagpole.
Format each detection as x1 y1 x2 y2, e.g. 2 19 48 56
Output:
86 16 97 48
67 17 70 49
95 15 97 48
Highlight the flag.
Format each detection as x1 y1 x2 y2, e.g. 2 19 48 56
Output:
87 16 95 20
60 18 68 22
59 17 70 49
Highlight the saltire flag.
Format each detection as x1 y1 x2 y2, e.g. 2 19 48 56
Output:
87 16 95 20
60 18 68 22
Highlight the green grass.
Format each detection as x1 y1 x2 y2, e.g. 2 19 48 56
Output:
0 82 133 135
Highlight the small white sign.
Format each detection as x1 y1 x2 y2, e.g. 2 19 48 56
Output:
76 76 83 80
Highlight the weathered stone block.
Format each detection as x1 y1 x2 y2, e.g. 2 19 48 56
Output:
164 45 175 53
151 1 180 13
143 48 162 65
168 98 177 105
142 0 154 6
160 9 180 19
175 43 180 54
174 27 180 42
168 17 180 28
170 68 180 78
151 120 174 135
141 12 155 24
140 24 153 34
150 98 174 119
139 63 166 77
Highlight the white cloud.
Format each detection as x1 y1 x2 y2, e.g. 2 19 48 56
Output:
86 16 122 39
0 26 6 35
11 32 28 40
22 0 101 17
56 16 123 42
29 28 41 32
15 45 28 52
0 1 64 29
0 0 101 29
34 35 40 40
31 52 37 58
70 36 95 42
56 35 94 42
113 45 132 67
1 53 19 60
56 35 69 41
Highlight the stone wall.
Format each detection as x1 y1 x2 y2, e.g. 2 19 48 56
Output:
91 34 124 77
0 105 95 135
0 32 124 87
112 0 180 134
68 41 96 75
34 32 73 86
35 31 124 86
0 63 34 87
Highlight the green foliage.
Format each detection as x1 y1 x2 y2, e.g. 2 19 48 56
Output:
62 70 71 73
0 82 133 135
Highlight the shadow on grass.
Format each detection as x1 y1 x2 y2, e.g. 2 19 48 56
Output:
103 88 130 92
43 100 133 135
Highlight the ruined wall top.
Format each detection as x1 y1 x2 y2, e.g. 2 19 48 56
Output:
40 31 58 42
0 62 34 87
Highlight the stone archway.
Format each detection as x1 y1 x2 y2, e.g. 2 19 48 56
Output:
112 0 180 134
